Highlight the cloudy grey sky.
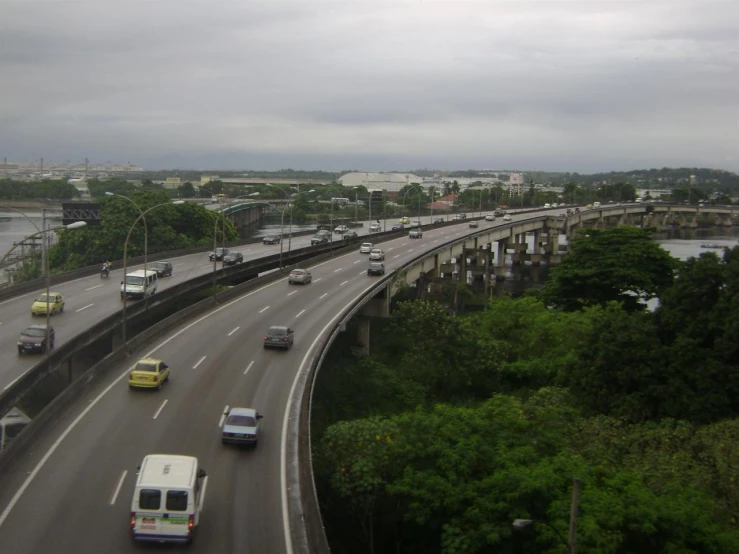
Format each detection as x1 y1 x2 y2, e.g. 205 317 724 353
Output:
1 0 737 172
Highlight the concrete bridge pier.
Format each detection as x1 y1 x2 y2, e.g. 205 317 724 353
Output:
494 239 508 280
355 317 371 355
510 233 528 265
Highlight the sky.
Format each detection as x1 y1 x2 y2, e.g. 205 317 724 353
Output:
1 0 738 172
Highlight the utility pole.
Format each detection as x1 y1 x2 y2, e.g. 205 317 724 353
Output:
568 478 581 554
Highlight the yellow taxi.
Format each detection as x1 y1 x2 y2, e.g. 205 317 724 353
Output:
399 216 411 224
31 292 65 316
128 358 170 390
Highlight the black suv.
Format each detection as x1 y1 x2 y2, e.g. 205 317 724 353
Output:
18 324 55 354
209 247 229 261
150 260 173 277
223 252 244 265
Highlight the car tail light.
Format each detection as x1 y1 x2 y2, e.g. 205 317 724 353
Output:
264 336 269 340
153 376 158 383
130 512 137 528
188 514 195 531
283 337 288 342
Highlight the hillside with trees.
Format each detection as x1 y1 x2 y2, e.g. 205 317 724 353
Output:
312 228 739 554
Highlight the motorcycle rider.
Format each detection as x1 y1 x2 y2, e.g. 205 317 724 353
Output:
101 260 112 277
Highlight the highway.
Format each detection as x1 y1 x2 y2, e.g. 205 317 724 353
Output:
0 211 545 554
0 215 447 391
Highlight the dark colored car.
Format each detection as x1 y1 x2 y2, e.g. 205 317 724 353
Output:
17 324 55 354
263 235 281 245
311 234 330 245
150 260 173 277
264 326 294 350
342 230 359 239
433 218 445 224
209 247 229 261
223 252 244 265
391 223 405 231
367 262 386 276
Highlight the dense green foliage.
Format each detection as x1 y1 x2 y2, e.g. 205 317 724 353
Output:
313 245 739 554
540 227 679 311
0 179 80 200
48 191 237 271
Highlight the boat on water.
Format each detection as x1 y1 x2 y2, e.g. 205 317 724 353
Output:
700 243 726 249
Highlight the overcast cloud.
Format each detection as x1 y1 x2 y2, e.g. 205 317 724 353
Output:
1 0 737 172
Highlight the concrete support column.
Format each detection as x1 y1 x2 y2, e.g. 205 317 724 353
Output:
495 239 508 280
356 317 370 355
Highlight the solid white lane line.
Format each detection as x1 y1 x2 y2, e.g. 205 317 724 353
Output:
193 356 206 369
340 280 348 286
153 399 168 420
353 260 360 264
259 305 270 313
313 277 322 282
319 293 328 299
296 309 305 318
76 304 94 313
2 375 21 391
334 268 342 272
109 470 128 506
408 249 414 252
244 361 254 375
228 326 240 336
394 255 400 259
288 290 297 296
85 284 103 291
402 242 408 246
200 264 212 268
218 405 229 428
433 240 439 243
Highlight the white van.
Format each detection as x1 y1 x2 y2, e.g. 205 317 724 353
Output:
130 455 207 544
121 269 157 300
592 201 602 208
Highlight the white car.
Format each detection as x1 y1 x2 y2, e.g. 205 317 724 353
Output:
369 222 381 233
369 249 385 261
485 214 495 221
359 242 374 254
469 221 479 228
334 225 349 234
503 214 512 221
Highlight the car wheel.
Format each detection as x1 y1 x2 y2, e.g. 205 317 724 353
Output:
164 374 170 382
60 305 64 313
157 382 162 391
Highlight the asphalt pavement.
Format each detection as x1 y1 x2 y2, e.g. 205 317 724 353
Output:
0 210 541 554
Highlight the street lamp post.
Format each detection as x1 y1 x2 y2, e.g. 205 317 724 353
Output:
266 185 315 268
1 210 86 359
121 201 184 349
105 192 149 283
211 193 260 299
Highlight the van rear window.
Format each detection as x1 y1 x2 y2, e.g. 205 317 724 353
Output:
166 490 188 511
139 489 161 510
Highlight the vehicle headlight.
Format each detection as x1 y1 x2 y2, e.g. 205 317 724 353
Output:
17 341 22 346
34 342 42 347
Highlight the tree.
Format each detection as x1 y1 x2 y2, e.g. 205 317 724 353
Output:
177 182 197 198
540 227 678 311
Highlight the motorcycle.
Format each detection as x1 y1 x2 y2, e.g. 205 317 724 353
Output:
101 266 110 279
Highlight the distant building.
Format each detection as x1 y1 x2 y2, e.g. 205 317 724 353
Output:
337 172 424 192
163 177 182 189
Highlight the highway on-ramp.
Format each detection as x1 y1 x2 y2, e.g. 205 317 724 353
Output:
0 212 540 554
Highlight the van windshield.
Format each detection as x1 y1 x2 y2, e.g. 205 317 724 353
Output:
125 276 145 286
